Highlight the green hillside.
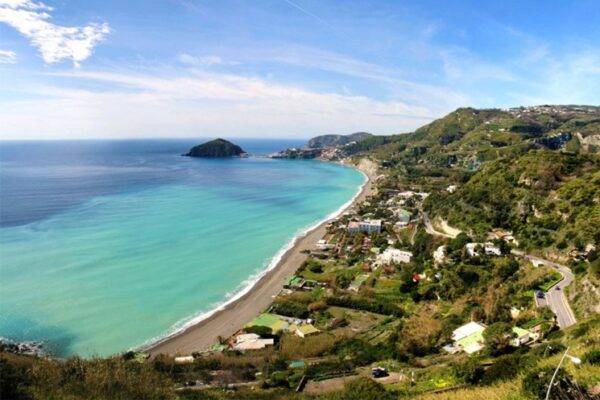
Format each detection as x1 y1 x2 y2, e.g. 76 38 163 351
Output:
2 105 598 400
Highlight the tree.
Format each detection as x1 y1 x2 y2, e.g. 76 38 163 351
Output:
451 357 484 384
522 366 569 400
396 313 442 357
483 322 514 356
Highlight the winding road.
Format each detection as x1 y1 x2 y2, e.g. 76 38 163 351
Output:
510 250 577 329
421 212 577 329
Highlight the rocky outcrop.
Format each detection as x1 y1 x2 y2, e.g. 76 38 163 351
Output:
184 139 246 158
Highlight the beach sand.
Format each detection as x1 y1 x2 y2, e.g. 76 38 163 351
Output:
146 160 376 356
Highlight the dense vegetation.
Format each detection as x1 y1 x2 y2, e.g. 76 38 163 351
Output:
184 138 246 157
2 105 598 400
307 132 372 148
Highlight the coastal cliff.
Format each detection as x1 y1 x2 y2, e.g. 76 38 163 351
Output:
184 139 246 157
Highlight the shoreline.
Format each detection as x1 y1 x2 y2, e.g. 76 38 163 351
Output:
145 159 376 356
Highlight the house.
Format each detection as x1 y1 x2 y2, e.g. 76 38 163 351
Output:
233 333 274 350
347 219 382 234
376 248 413 265
316 239 330 250
530 259 546 268
446 185 457 193
466 243 480 257
490 229 516 244
394 209 411 227
347 221 361 234
433 245 446 264
450 321 486 354
466 242 501 257
360 219 382 234
484 242 502 256
294 324 320 338
511 326 540 347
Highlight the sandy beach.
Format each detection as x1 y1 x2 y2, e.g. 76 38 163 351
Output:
146 159 376 356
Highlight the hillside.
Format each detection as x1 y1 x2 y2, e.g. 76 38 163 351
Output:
426 151 600 252
307 132 372 149
2 105 599 400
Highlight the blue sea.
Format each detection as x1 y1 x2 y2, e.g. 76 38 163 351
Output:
0 139 365 357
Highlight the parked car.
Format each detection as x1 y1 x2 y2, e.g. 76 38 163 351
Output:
371 367 388 378
536 290 545 299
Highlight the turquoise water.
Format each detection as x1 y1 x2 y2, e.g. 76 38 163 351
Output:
0 140 364 357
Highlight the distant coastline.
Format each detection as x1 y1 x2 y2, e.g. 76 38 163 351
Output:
143 159 375 355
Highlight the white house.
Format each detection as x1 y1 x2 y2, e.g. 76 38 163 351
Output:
451 321 486 354
466 243 480 257
484 242 502 256
511 327 541 347
376 248 412 265
233 333 274 351
348 219 382 234
446 185 457 193
433 245 446 264
394 209 411 227
466 242 501 257
316 239 330 250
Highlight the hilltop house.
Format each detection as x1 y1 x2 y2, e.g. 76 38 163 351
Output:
376 248 413 266
446 321 486 354
511 327 541 347
348 219 382 234
466 242 501 257
490 229 516 244
394 209 412 228
294 324 320 338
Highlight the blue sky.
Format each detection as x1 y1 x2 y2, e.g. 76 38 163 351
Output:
1 0 599 139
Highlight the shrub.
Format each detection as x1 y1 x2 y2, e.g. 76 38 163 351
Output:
522 366 568 400
271 301 308 319
528 341 565 358
325 296 403 317
245 325 273 337
304 258 324 273
452 357 484 384
336 377 395 400
0 357 30 400
582 348 600 365
481 353 526 384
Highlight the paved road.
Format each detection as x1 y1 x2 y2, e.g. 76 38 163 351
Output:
511 250 577 329
420 212 577 329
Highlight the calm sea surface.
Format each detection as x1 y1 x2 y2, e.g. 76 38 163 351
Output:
0 139 364 357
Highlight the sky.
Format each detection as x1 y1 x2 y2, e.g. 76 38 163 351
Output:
0 0 599 140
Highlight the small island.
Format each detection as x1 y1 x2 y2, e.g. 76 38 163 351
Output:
183 138 247 158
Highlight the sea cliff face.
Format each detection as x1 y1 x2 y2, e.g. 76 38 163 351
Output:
184 139 246 157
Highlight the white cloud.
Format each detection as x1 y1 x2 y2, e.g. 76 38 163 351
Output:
0 69 442 139
179 54 224 67
0 0 110 66
0 49 17 63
